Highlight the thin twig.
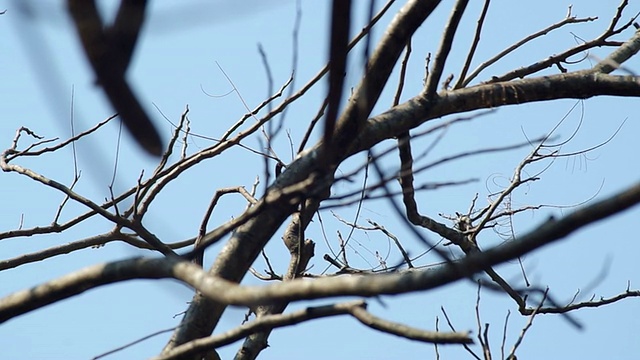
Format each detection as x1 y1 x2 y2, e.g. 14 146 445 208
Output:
463 13 598 86
454 0 491 89
425 0 469 97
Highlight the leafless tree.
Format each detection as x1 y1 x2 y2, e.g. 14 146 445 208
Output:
2 1 640 359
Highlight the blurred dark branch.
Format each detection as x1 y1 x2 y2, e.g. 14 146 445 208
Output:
66 0 163 155
323 0 351 161
107 0 147 72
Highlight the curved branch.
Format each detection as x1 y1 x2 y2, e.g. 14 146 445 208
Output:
155 300 470 360
154 301 367 360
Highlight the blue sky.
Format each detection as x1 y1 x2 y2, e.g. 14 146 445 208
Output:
1 1 639 359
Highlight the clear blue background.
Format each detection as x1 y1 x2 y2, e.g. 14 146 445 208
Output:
1 1 639 359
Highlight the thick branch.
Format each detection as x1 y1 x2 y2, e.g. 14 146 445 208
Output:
352 72 640 156
164 0 444 353
3 178 639 323
330 0 443 164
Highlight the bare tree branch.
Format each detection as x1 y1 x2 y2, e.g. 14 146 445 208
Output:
454 0 491 89
6 3 640 359
2 177 639 324
461 10 598 87
154 301 366 360
164 1 446 351
523 287 640 315
425 0 469 96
